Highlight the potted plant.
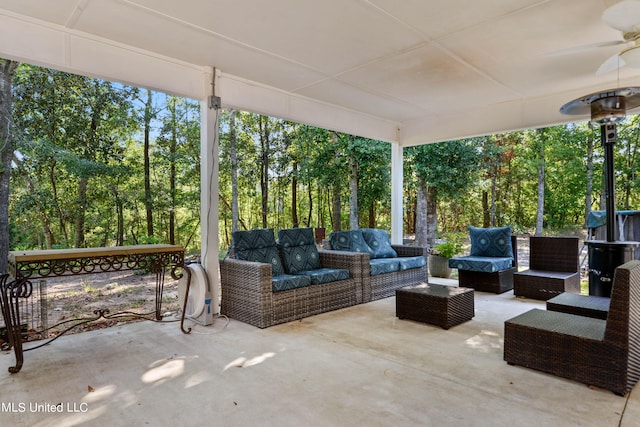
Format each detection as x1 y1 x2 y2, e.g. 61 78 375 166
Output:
429 240 464 278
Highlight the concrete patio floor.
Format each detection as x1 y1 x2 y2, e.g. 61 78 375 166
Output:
1 278 639 427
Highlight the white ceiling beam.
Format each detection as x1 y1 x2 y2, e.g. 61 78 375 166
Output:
218 73 400 143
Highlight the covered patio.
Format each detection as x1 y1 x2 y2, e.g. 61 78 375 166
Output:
3 1 640 425
1 278 639 426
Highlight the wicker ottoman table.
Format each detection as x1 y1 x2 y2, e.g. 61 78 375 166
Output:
396 283 474 329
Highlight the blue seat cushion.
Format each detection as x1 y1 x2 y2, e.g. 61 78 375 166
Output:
369 258 400 276
233 228 284 276
361 228 398 259
278 228 321 274
449 256 513 273
272 274 312 292
397 256 426 271
295 267 349 285
329 230 373 254
469 226 513 258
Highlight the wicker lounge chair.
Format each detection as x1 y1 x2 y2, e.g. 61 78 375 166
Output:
504 260 640 396
513 236 580 300
220 228 366 328
449 226 518 294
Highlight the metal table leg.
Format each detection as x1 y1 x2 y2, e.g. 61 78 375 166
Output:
0 274 32 373
178 266 193 334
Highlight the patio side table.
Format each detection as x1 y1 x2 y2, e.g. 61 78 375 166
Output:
2 244 188 373
396 283 474 329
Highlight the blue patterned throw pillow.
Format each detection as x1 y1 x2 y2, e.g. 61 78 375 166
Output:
232 228 284 275
329 230 373 254
361 228 397 259
469 226 513 258
278 228 321 274
233 228 277 251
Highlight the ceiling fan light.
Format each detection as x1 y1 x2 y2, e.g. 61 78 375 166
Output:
620 46 640 67
590 95 627 124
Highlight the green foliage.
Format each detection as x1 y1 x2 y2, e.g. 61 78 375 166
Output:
431 240 463 259
9 63 640 254
406 140 481 199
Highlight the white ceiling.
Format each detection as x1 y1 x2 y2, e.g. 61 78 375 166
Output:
0 0 638 145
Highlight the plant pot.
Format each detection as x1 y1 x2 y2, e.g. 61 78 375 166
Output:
429 255 452 278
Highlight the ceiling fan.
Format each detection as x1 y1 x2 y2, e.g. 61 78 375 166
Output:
596 0 640 75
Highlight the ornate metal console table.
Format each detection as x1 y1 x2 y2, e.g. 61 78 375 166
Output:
1 244 190 373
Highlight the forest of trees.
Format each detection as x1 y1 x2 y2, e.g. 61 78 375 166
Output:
2 60 640 259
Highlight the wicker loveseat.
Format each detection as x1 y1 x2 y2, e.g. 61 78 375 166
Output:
220 227 367 328
448 226 517 293
325 228 429 302
504 260 640 396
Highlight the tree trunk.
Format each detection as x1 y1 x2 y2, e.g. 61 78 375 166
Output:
292 161 299 227
426 185 437 249
48 157 68 245
368 202 375 228
0 59 17 272
490 176 497 226
331 186 341 232
585 132 594 228
114 186 124 246
349 155 358 230
169 100 177 245
625 134 637 210
535 136 545 236
259 116 269 228
144 89 154 238
415 182 428 246
74 176 88 247
230 109 239 233
482 191 490 228
306 181 313 227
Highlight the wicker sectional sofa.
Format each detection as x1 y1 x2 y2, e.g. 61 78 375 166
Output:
220 228 367 328
325 228 429 302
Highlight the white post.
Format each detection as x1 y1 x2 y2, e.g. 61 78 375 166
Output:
200 70 220 313
390 141 404 244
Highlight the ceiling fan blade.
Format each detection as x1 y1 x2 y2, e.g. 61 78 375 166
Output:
596 53 627 75
602 0 640 32
541 40 624 57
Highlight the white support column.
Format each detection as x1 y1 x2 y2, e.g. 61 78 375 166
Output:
390 142 404 244
200 90 220 313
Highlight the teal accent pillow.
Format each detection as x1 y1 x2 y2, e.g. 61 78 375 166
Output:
233 228 277 251
469 226 513 258
361 228 397 259
329 230 373 254
278 228 321 274
233 229 284 276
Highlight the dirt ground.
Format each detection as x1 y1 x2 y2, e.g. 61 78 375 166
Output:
13 270 182 342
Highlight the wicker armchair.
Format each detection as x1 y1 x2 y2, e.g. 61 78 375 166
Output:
504 260 640 396
449 227 518 294
513 236 580 300
220 228 367 328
